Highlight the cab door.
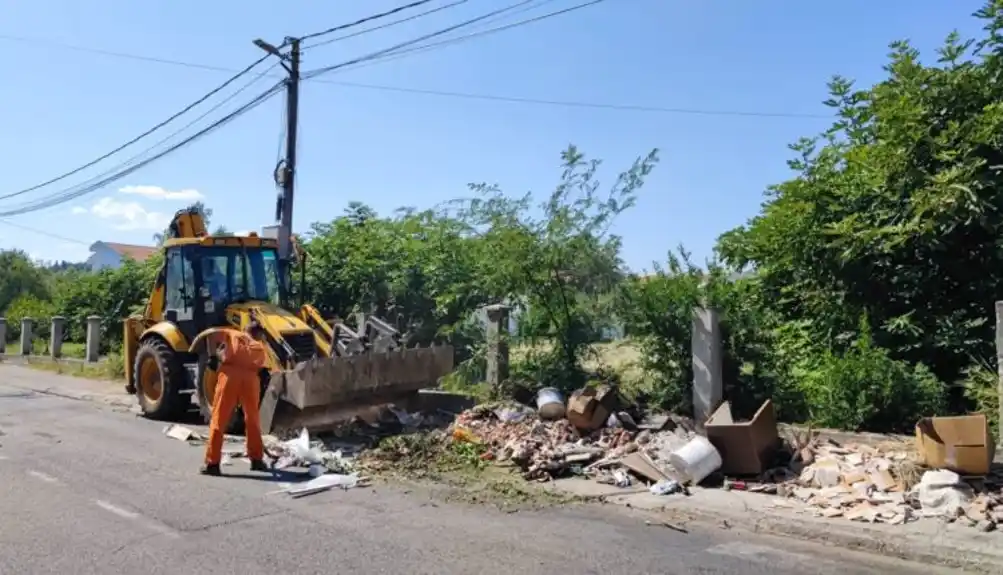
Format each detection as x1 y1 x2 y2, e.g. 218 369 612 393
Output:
164 247 200 343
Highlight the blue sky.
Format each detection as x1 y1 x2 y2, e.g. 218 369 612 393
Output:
0 0 987 270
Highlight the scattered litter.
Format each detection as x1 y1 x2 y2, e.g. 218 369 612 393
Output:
913 470 974 518
163 424 202 442
650 479 681 495
287 473 361 498
669 436 722 485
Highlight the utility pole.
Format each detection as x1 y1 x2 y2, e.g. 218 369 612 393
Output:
254 36 301 293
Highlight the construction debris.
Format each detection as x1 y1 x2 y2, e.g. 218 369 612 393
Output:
156 390 1003 532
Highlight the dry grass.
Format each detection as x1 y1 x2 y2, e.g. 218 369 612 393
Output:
511 339 643 378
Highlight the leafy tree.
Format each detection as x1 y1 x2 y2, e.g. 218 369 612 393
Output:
459 145 659 392
717 2 1003 404
0 249 49 315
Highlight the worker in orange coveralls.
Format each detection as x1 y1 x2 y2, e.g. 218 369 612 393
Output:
200 320 270 476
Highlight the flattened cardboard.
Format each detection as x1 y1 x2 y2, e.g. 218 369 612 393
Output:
705 399 779 476
915 414 996 476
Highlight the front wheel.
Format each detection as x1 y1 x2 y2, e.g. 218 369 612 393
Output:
133 338 186 420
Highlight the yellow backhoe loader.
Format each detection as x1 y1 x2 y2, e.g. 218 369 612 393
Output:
123 206 453 434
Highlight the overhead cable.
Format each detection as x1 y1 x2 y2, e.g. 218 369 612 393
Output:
0 62 279 214
302 0 544 80
0 54 271 202
303 0 469 50
337 0 608 72
299 0 437 42
0 83 284 217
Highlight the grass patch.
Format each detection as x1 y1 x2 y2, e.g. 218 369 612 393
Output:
1 353 124 382
3 341 87 359
360 430 577 510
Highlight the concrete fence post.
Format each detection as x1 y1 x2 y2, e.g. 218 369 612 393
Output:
20 318 33 356
484 304 511 390
50 316 65 359
692 306 723 426
85 315 102 363
0 317 6 354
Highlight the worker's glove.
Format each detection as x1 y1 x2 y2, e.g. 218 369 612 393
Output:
207 355 220 371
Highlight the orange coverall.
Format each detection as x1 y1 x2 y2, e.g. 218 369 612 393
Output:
204 329 267 466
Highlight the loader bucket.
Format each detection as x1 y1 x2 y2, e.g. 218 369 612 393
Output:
258 344 454 435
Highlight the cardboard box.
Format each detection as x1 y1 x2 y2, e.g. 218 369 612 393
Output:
705 400 779 476
915 414 996 476
566 385 616 432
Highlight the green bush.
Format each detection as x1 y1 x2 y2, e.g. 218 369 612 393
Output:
798 331 946 433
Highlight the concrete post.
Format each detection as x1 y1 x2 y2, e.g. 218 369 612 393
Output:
995 301 1003 445
0 317 6 354
50 316 65 359
85 315 102 363
692 306 723 425
20 318 33 356
484 304 510 390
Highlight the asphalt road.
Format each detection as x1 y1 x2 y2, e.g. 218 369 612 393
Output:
0 375 967 575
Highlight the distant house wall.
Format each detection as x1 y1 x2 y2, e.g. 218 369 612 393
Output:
86 244 124 272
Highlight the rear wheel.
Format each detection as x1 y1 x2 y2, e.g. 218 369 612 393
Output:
133 338 186 420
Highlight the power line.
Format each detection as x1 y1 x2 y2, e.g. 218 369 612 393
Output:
300 0 437 42
303 0 469 50
0 11 831 119
0 218 89 245
0 84 284 217
303 0 545 79
2 62 281 216
338 0 603 70
0 54 271 202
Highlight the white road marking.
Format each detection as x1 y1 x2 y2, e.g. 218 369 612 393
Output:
27 470 58 483
94 500 140 519
0 454 9 460
93 500 181 539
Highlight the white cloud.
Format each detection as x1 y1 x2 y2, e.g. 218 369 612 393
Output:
118 185 204 201
72 196 171 231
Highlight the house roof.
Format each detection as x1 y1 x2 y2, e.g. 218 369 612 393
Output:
90 241 158 262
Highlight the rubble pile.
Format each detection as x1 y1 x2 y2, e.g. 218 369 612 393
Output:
775 439 1003 529
449 400 699 483
451 403 633 479
780 441 919 524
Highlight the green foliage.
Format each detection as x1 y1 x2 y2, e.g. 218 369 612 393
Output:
3 294 56 341
960 358 1000 438
718 4 1003 394
797 323 946 432
0 249 49 315
458 145 659 392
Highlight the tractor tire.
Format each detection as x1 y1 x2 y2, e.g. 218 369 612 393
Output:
133 338 187 420
195 351 247 435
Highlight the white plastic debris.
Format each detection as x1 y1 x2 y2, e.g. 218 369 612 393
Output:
649 479 681 495
612 468 631 487
283 428 325 465
287 473 360 498
912 469 974 518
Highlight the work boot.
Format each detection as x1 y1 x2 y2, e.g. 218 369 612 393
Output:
200 463 222 476
249 459 269 472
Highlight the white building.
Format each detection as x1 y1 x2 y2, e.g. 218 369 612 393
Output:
86 242 158 272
